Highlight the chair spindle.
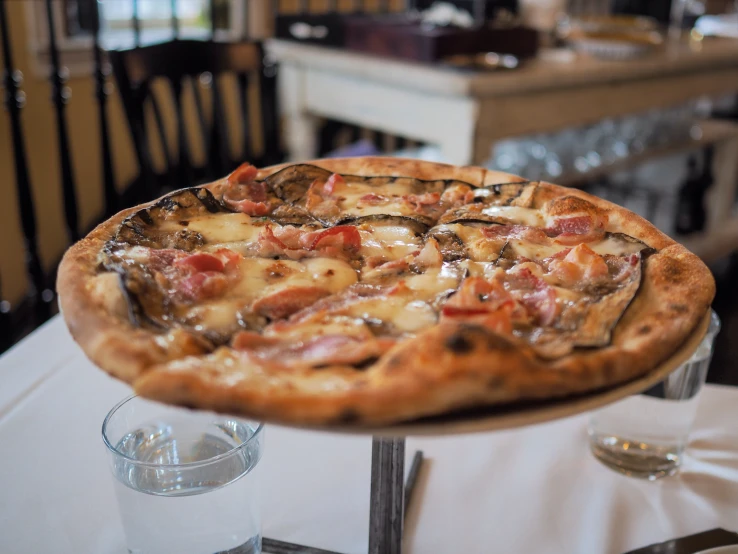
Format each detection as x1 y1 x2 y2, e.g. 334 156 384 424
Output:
45 0 80 243
90 0 118 217
170 79 194 189
209 76 231 176
0 0 50 323
237 73 255 164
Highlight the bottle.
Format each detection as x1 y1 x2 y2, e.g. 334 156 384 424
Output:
674 149 713 235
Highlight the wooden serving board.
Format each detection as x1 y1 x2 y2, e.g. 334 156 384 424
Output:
288 310 711 438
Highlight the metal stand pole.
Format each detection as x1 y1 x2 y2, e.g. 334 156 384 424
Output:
368 437 405 554
264 437 424 554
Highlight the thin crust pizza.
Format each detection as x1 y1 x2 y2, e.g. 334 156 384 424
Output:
57 157 715 426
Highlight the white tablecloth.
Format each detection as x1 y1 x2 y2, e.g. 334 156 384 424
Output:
1 317 737 554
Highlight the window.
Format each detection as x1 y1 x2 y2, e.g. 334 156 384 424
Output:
25 0 255 77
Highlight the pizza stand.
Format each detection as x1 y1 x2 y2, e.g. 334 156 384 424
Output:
260 311 711 554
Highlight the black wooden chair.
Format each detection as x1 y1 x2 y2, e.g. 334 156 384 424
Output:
109 40 283 203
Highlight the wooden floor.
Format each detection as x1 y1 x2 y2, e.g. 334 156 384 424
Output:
706 255 738 387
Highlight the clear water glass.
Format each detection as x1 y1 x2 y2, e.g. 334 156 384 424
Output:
102 396 265 554
588 311 721 480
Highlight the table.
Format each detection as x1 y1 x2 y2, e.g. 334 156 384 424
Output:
2 317 738 554
267 37 738 167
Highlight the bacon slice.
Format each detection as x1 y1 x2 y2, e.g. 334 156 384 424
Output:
305 174 344 216
442 277 515 333
166 249 241 301
323 173 345 195
504 265 559 326
148 248 188 270
227 198 271 216
308 226 361 253
175 252 225 272
412 238 443 269
441 184 473 208
178 271 230 301
546 244 609 287
232 332 394 367
546 215 606 245
232 331 280 350
223 166 273 215
404 192 442 219
251 286 330 320
227 162 258 185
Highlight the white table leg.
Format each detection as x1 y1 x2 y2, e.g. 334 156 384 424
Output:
438 133 475 167
278 63 320 162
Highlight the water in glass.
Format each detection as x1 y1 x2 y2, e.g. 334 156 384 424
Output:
588 330 715 480
112 418 262 554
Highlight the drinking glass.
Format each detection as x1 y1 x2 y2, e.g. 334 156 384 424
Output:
102 395 265 554
588 310 720 480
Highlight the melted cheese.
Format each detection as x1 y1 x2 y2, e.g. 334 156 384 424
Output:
403 265 461 296
590 236 646 256
358 224 422 261
231 257 357 299
186 213 261 244
342 265 460 333
343 296 437 333
184 300 244 334
508 235 645 261
435 224 504 262
480 206 544 226
460 260 499 279
336 179 419 218
507 239 565 261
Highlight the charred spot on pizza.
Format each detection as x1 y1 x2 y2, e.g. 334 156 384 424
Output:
638 324 652 335
445 332 474 354
670 303 689 314
352 356 380 370
450 324 516 352
335 408 360 424
337 214 429 235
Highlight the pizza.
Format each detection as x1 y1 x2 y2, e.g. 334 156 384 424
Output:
57 157 715 426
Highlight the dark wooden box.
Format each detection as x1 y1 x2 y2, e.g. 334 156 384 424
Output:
343 16 539 62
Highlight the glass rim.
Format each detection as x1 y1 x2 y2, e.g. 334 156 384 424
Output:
101 395 264 469
707 308 721 336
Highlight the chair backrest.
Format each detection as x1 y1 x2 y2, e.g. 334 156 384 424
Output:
109 40 282 202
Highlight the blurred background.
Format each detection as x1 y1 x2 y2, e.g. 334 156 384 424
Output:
0 0 737 378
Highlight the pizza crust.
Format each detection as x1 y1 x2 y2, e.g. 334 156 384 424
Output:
57 157 715 426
